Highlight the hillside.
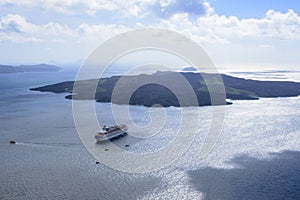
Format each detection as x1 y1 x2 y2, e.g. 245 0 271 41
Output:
30 71 300 107
0 64 61 74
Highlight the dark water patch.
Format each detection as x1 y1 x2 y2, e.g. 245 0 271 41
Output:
188 150 300 200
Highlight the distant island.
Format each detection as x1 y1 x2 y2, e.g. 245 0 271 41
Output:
0 64 61 74
31 71 300 107
182 67 197 72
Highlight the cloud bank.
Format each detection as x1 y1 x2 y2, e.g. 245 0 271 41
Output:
0 1 299 65
0 0 210 17
1 6 300 44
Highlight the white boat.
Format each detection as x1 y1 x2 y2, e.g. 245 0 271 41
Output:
95 124 128 142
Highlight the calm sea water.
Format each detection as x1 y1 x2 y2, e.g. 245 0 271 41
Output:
0 69 300 200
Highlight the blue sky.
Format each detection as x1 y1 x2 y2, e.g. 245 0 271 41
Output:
0 0 299 71
210 0 300 19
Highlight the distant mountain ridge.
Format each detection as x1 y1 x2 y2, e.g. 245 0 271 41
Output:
30 71 300 107
0 64 61 74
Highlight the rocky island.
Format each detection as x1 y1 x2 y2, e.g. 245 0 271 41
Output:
0 64 61 74
30 71 300 107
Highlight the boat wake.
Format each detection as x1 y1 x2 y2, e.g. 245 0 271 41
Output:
13 141 82 149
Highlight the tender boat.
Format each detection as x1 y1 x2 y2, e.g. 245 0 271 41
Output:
95 124 128 142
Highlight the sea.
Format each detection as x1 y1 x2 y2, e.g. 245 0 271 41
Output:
0 68 300 200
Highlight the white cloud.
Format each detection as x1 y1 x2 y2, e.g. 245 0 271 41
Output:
1 7 300 45
41 22 73 37
1 0 300 43
0 14 75 43
76 23 130 43
0 0 117 15
0 0 210 17
156 8 300 44
0 13 129 43
1 1 300 67
241 9 300 39
205 9 300 40
0 14 36 32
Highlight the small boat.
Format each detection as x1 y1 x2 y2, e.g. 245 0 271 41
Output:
95 124 128 142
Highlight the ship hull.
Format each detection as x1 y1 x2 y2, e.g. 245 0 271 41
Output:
95 130 127 142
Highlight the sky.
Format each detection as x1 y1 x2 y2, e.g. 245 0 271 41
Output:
0 0 300 71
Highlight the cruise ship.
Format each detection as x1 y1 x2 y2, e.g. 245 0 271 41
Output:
95 124 128 142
